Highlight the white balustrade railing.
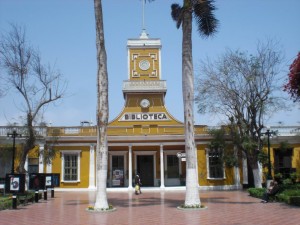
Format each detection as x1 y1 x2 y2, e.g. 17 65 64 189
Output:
122 80 167 92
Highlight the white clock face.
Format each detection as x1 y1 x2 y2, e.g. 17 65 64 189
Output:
140 99 150 108
139 60 150 71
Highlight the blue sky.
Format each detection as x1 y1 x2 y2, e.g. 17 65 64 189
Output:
0 0 299 127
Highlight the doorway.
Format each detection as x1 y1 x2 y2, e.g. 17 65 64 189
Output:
137 155 154 186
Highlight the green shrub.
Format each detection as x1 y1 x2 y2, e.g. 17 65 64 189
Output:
282 178 293 185
288 196 300 206
277 189 300 204
281 189 300 196
0 197 12 210
248 188 266 198
277 193 289 203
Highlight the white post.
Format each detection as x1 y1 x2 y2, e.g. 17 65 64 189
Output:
88 144 96 189
128 145 133 189
160 144 165 188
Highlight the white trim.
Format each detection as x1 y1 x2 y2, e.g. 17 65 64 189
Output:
60 150 81 183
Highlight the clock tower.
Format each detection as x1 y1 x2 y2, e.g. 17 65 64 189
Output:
127 29 161 81
109 29 181 128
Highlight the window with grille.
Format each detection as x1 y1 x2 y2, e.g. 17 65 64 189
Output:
207 149 224 179
28 158 39 174
61 150 81 182
167 155 179 178
64 155 78 181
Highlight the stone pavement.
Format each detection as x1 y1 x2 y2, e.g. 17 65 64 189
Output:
1 189 299 225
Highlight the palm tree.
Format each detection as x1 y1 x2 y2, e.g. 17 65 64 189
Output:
171 0 218 207
93 0 109 210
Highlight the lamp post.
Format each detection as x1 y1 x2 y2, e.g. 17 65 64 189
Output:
266 129 272 180
261 128 276 181
7 129 22 174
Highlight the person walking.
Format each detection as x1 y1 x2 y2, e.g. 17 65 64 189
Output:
134 174 142 195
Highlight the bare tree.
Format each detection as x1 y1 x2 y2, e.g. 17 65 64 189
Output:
0 24 66 173
93 0 110 210
195 40 284 188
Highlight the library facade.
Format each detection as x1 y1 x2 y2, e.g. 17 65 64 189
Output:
1 31 300 190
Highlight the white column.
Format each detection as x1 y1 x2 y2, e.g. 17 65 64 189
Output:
88 144 96 189
242 152 248 187
128 145 133 189
160 144 165 188
39 145 44 173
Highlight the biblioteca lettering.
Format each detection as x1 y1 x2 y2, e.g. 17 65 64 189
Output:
120 113 169 121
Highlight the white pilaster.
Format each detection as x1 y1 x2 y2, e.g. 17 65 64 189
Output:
88 144 96 189
39 145 44 173
160 144 165 188
128 145 133 189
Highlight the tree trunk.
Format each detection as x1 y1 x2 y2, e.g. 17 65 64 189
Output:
182 1 201 207
94 0 109 210
17 113 35 174
249 160 262 188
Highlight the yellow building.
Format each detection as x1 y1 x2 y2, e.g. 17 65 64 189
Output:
1 30 299 191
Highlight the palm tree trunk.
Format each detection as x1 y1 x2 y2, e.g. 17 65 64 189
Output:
182 1 201 207
94 0 109 209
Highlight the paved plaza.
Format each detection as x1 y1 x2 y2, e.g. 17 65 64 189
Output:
1 189 299 225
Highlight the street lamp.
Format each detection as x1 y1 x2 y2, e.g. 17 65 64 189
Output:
261 128 276 181
7 129 22 174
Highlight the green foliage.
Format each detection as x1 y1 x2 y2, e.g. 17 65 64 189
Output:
282 178 293 185
208 128 238 168
208 128 226 150
288 196 300 206
0 196 12 210
242 136 258 155
248 188 266 198
290 172 299 183
257 150 268 167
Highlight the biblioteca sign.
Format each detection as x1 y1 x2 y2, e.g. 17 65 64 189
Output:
120 112 169 121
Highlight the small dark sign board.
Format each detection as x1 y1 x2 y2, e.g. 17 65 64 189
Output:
29 173 60 190
29 173 46 190
5 174 26 193
51 173 60 187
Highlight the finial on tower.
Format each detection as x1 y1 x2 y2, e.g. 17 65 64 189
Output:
139 0 149 39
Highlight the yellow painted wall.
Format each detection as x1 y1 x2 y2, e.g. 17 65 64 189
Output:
51 145 90 188
129 48 160 80
197 144 235 186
